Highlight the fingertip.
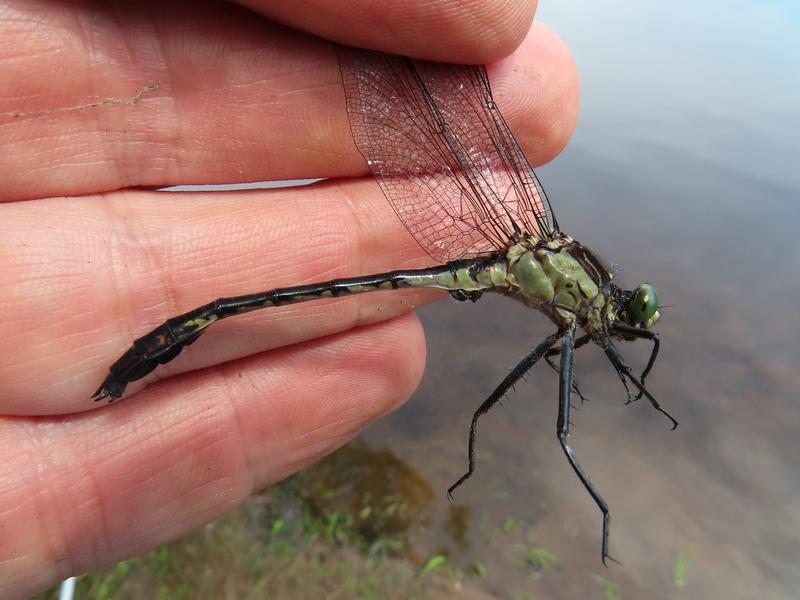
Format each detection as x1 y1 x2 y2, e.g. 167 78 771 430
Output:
254 0 536 64
410 0 537 64
489 21 580 165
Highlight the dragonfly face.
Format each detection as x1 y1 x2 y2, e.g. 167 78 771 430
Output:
622 283 660 328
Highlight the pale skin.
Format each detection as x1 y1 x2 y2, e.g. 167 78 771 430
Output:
0 1 578 595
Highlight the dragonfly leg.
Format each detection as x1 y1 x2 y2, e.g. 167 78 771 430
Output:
557 324 618 566
607 354 634 404
610 323 660 400
601 335 677 430
447 330 562 500
545 334 592 403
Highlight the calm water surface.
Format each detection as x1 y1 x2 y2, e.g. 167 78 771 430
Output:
352 1 800 597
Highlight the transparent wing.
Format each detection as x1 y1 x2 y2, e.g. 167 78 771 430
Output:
337 46 558 262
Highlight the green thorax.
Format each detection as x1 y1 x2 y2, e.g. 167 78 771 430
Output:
503 235 605 320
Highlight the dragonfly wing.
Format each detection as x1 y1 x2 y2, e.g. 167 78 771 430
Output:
337 46 558 262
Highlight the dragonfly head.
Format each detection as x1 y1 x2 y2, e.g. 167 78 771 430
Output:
621 283 660 328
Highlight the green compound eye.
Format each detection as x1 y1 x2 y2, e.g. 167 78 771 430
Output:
629 283 659 325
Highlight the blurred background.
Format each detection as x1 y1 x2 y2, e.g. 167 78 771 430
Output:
43 0 800 598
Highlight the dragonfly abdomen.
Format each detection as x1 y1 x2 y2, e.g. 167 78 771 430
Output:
92 258 509 401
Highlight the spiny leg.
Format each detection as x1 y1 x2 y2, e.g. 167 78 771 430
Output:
607 352 634 404
447 331 562 499
557 324 617 566
610 323 660 401
546 354 588 404
545 334 592 403
602 335 677 430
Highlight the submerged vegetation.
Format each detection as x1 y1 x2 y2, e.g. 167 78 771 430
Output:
35 440 603 599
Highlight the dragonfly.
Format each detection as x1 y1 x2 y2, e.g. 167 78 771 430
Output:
92 45 677 564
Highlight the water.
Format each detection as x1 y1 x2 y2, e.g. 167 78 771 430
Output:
353 1 800 596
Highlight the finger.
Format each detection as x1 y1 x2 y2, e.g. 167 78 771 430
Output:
1 7 577 199
0 178 436 416
240 0 536 63
0 314 425 598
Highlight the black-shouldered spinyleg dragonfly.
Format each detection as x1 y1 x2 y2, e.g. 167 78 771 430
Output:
93 45 677 564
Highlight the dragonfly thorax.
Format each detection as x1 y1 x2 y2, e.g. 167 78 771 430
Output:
503 235 608 325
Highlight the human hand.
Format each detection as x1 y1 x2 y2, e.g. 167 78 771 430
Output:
0 1 577 595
